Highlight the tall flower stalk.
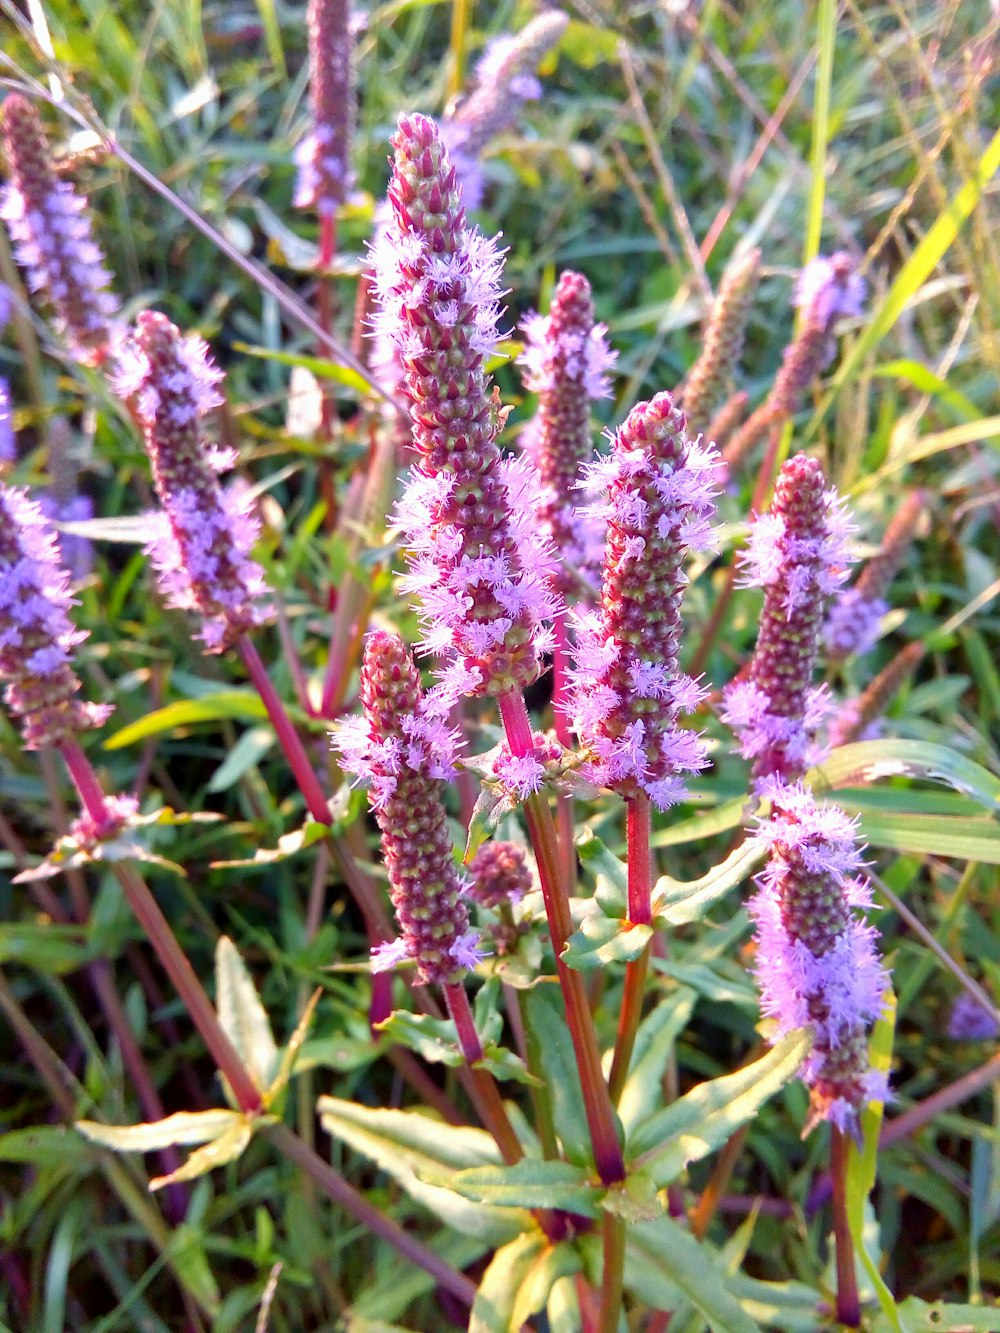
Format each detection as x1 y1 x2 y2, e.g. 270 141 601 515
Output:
372 111 624 1184
0 95 119 363
722 453 853 786
571 392 718 1099
680 247 760 440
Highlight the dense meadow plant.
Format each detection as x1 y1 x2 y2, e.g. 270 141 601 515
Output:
1 3 999 1330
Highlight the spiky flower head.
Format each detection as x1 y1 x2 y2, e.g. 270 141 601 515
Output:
372 112 559 707
113 312 272 652
0 485 111 748
681 247 760 440
722 453 853 785
750 777 887 1136
295 0 354 216
947 992 1000 1042
723 253 864 469
571 393 718 810
334 631 479 986
0 95 119 362
824 489 925 661
468 840 533 910
518 269 616 600
441 12 568 210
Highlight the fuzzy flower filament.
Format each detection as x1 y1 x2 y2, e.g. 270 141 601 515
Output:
295 0 354 216
372 112 559 707
113 312 272 652
0 95 119 362
722 453 853 785
0 484 110 748
335 631 478 986
519 269 616 601
571 393 718 810
750 778 887 1136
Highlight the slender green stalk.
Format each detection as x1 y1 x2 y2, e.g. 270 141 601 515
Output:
498 689 625 1184
598 1212 627 1333
805 0 837 263
447 0 472 101
608 795 652 1103
830 1127 861 1326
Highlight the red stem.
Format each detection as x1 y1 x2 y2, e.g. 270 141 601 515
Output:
237 635 331 825
497 690 625 1184
444 982 523 1167
830 1127 861 1326
608 796 653 1102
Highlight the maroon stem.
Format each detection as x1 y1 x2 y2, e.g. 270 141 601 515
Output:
497 690 625 1185
830 1127 861 1326
608 795 653 1103
237 635 331 825
444 982 523 1167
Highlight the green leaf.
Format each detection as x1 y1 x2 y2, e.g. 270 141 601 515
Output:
725 1274 823 1332
654 840 766 926
375 1011 464 1067
576 828 628 912
810 740 1000 812
207 727 276 793
561 915 653 970
105 693 268 749
630 1031 811 1186
618 989 698 1133
857 812 1000 864
210 819 329 869
267 987 323 1104
523 987 596 1167
0 1126 94 1169
317 1098 527 1243
625 1217 761 1333
470 1233 581 1333
649 797 746 848
215 937 279 1094
77 1109 245 1153
0 923 93 973
847 990 900 1331
477 1044 543 1087
876 1299 1000 1332
232 342 373 397
432 1160 602 1217
149 1120 254 1192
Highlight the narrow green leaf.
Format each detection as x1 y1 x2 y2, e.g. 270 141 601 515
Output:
561 915 653 970
858 812 1000 864
469 1232 548 1333
523 988 595 1167
0 1126 94 1169
375 1011 464 1067
649 797 746 848
725 1274 823 1332
77 1109 244 1153
233 342 372 396
510 1243 582 1331
654 840 765 926
576 828 628 905
626 1217 761 1333
0 923 92 973
207 727 275 793
810 739 1000 811
251 0 285 76
210 819 329 869
877 1299 1000 1332
433 1160 601 1217
804 0 836 260
215 937 279 1094
618 989 698 1133
476 1045 543 1087
105 693 268 749
149 1121 254 1192
631 1031 810 1186
267 987 323 1104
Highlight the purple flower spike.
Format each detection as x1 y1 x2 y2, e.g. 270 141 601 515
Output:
113 312 272 652
0 96 119 363
947 992 1000 1042
571 393 719 810
681 247 760 440
750 777 888 1137
334 630 478 986
372 113 560 706
441 11 568 209
722 453 854 785
0 283 12 463
0 484 111 748
295 0 354 216
519 270 616 601
468 840 533 909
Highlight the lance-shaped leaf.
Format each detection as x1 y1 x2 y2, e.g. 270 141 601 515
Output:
575 828 628 916
877 1300 1000 1332
210 818 329 869
653 839 766 926
216 936 278 1094
810 738 1000 811
266 986 323 1104
318 1098 528 1244
424 1159 603 1217
561 915 653 969
618 989 698 1133
470 1232 581 1333
149 1119 254 1192
629 1030 810 1186
625 1216 761 1333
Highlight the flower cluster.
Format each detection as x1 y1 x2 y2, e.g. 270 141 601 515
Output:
0 485 111 749
947 992 1000 1042
69 792 139 851
441 12 568 209
724 253 864 469
722 453 853 784
371 113 559 706
334 631 479 985
0 95 119 362
825 489 925 660
750 777 887 1136
295 0 354 216
571 393 718 809
468 840 533 910
518 269 616 600
827 641 924 751
113 312 272 652
680 247 760 440
0 283 13 463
